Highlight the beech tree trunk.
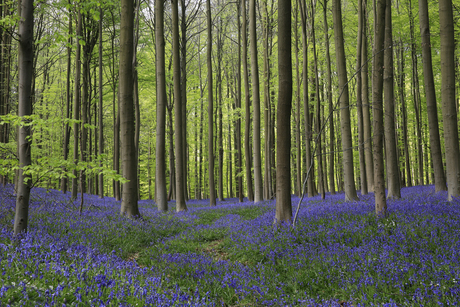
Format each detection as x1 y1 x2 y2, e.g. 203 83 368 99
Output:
332 0 358 201
156 0 168 211
236 2 244 202
119 0 140 217
439 0 460 201
61 3 72 194
356 0 367 195
172 0 187 211
14 0 34 236
384 0 401 199
98 7 104 198
323 0 335 195
275 0 292 223
362 0 374 192
372 0 387 217
419 0 447 192
249 0 263 202
207 0 216 207
241 0 254 201
71 9 82 201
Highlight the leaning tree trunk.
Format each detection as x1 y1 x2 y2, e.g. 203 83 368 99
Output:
384 0 401 199
372 0 387 217
155 0 168 211
119 0 140 217
332 0 358 201
207 0 216 207
439 0 460 201
275 0 292 223
418 0 447 192
14 0 34 236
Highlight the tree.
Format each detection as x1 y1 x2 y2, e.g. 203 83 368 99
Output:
119 0 140 217
373 0 387 216
98 6 104 198
71 8 82 201
439 0 460 201
418 0 447 193
14 0 34 236
156 0 168 211
172 0 187 211
275 0 292 223
241 0 254 201
384 0 400 199
332 0 358 201
207 0 216 207
249 0 263 202
355 0 367 195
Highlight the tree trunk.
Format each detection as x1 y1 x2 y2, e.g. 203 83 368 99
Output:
362 0 374 192
384 0 401 199
217 15 225 201
294 4 302 197
242 0 254 201
98 7 104 198
439 0 460 201
323 0 335 195
71 8 82 200
172 0 187 211
236 1 244 202
372 0 387 217
249 0 263 202
207 0 216 207
180 0 189 202
119 0 140 217
311 0 324 200
332 0 358 201
418 0 447 192
156 0 168 211
275 0 292 223
14 0 34 236
356 0 367 195
299 0 315 198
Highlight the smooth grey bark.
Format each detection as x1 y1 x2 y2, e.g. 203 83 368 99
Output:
372 0 387 217
384 0 401 199
439 0 460 201
249 0 263 202
294 4 301 197
332 0 358 201
217 13 225 201
71 9 82 201
299 0 315 198
14 0 34 236
207 0 216 207
61 3 72 194
98 7 104 198
172 0 187 211
408 0 424 185
275 0 292 223
323 0 335 195
418 0 447 192
155 0 168 211
119 0 140 217
262 0 273 200
236 2 244 202
241 0 254 201
311 0 324 199
356 0 367 195
361 0 374 192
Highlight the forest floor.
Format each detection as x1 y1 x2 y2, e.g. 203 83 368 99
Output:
0 184 459 306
